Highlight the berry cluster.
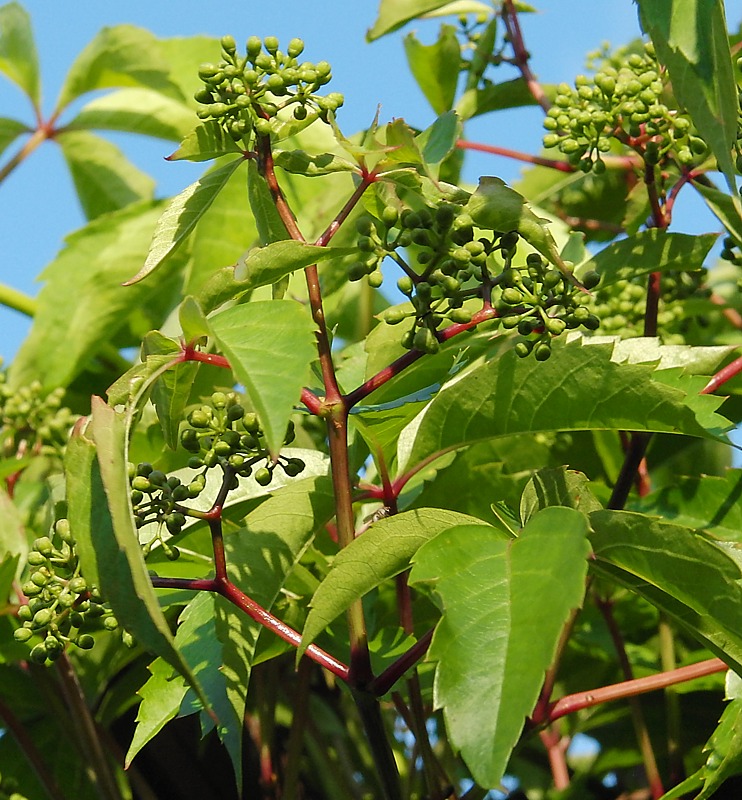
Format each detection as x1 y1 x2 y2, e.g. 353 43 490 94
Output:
195 35 343 142
130 392 304 557
14 519 116 664
351 203 601 359
0 375 77 461
721 236 742 266
542 42 705 171
587 269 710 343
495 259 601 360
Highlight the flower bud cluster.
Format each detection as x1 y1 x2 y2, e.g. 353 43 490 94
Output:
195 35 343 142
130 392 304 558
543 42 706 171
14 519 116 664
0 375 77 461
494 258 601 360
0 770 28 800
351 203 601 360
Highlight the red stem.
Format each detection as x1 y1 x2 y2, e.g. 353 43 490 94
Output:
501 0 551 113
547 658 726 722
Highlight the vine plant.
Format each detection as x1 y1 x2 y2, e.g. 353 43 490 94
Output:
2 1 742 799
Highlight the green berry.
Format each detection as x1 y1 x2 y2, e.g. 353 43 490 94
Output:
534 343 552 361
254 467 272 486
76 634 95 650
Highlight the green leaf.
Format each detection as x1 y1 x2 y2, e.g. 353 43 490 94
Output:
125 157 244 285
273 148 357 177
466 177 574 279
167 120 242 162
415 111 462 177
141 331 198 449
208 300 316 456
57 130 155 220
403 25 461 115
0 553 19 604
9 200 180 392
639 471 742 541
0 3 39 106
694 180 742 245
694 699 742 799
421 1 492 16
247 159 290 246
368 0 458 41
0 116 29 158
637 0 739 201
56 24 180 112
590 510 742 673
575 229 718 286
126 656 186 767
68 88 196 142
409 507 591 786
400 336 731 472
87 399 210 709
457 78 551 121
65 423 105 588
299 508 484 659
186 156 255 295
519 467 602 524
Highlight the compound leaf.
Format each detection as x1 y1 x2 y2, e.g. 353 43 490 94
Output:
208 299 316 456
694 699 742 799
409 507 590 787
299 508 484 659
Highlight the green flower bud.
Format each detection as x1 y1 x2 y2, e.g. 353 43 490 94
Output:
287 38 305 58
221 35 237 53
246 36 262 59
264 36 279 54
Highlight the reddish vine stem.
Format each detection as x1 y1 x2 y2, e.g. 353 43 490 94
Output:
150 575 350 681
501 0 551 113
0 694 67 800
548 658 727 722
539 727 570 790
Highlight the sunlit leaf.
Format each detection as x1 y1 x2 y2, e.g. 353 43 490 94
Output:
403 25 460 115
368 0 460 40
68 88 196 142
410 507 590 786
0 116 29 158
167 120 242 162
0 3 39 106
208 300 316 455
299 508 483 659
125 157 244 285
56 24 180 111
57 130 155 220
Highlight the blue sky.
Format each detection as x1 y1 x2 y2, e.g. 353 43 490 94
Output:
0 1 720 362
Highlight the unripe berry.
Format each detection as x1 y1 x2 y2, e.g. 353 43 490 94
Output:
76 635 95 650
582 270 601 290
254 467 272 486
413 327 440 354
534 343 552 361
30 643 48 663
